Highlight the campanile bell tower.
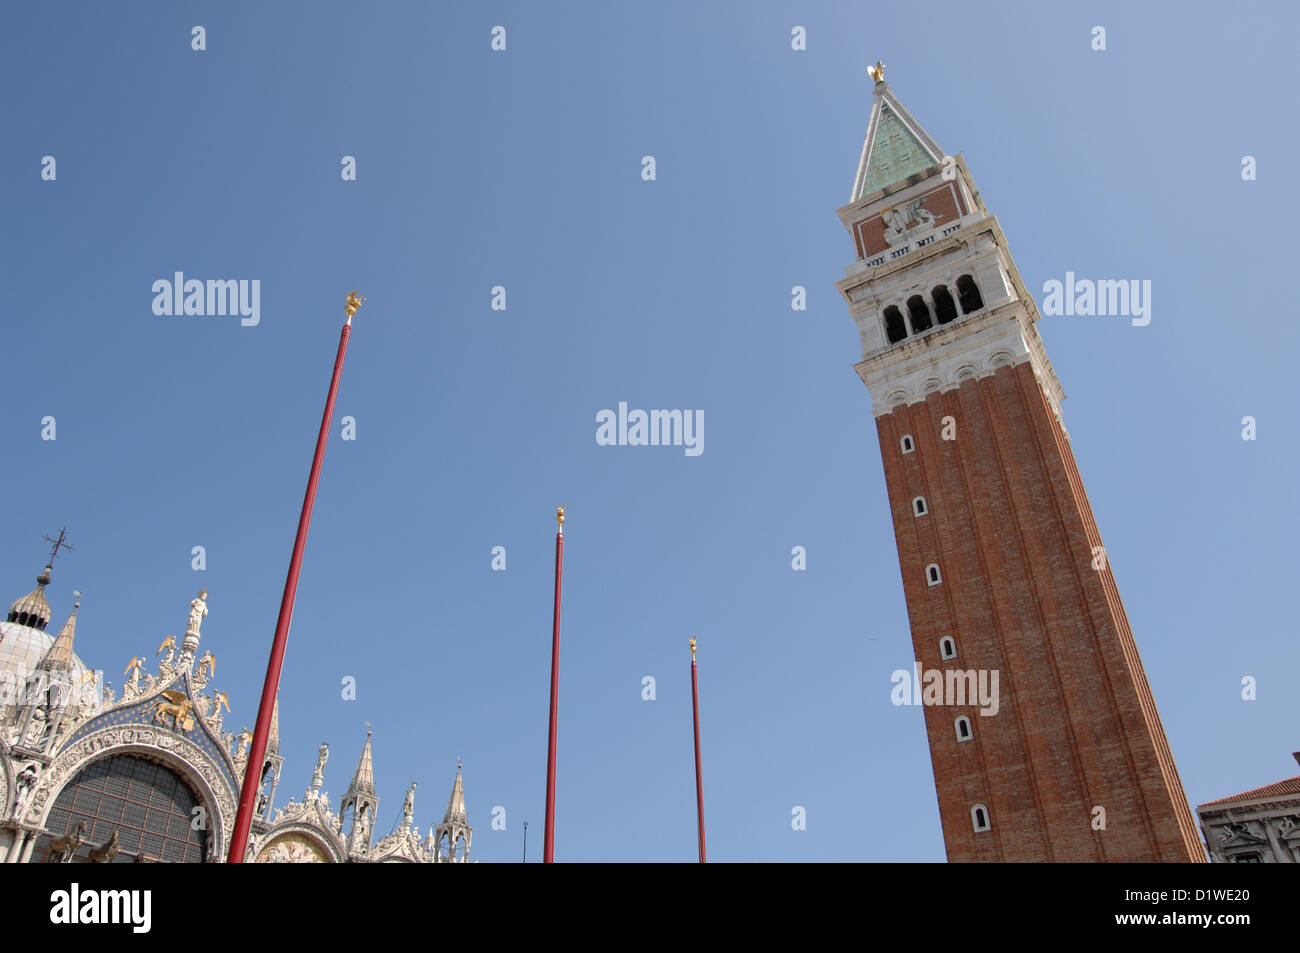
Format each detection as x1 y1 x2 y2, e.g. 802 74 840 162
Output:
837 65 1205 862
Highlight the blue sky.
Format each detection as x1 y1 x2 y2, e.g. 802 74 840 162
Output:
3 0 1297 862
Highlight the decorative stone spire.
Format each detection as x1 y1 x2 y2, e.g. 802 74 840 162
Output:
443 759 467 825
38 595 80 674
7 565 53 631
255 696 285 823
434 760 472 862
347 726 376 799
13 587 85 752
850 67 946 202
339 725 379 853
267 696 281 758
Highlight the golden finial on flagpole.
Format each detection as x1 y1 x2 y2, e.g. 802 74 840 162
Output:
344 290 365 322
868 59 886 84
556 505 565 529
689 636 697 659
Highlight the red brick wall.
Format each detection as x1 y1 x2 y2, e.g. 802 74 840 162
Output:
875 362 1205 862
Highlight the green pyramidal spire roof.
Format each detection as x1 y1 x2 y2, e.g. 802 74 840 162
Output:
851 79 945 201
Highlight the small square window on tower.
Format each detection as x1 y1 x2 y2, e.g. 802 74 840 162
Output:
971 804 991 833
913 496 928 517
939 636 957 660
926 563 942 586
900 435 915 454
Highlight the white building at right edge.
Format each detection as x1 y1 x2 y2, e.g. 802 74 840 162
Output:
1196 752 1300 862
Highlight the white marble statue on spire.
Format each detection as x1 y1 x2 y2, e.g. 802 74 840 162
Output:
402 782 417 832
187 590 209 636
309 743 329 799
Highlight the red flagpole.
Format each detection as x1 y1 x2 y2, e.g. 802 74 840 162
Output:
543 505 564 863
691 637 706 863
227 291 365 863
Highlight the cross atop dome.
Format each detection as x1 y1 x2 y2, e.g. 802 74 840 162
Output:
42 526 74 565
6 534 72 632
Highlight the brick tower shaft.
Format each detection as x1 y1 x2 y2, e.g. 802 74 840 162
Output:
836 69 1205 862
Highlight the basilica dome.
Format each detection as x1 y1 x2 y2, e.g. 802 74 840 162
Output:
1 566 90 687
0 621 90 686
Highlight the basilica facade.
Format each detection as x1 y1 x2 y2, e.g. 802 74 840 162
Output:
0 557 472 863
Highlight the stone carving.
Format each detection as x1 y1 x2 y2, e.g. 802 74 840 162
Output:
351 804 373 847
12 762 38 816
23 708 48 747
75 669 99 709
123 656 145 697
205 690 229 733
402 782 417 832
1217 821 1266 845
260 838 322 863
197 650 216 680
187 591 209 637
231 727 251 779
882 198 939 247
156 635 177 664
254 827 337 864
309 743 328 799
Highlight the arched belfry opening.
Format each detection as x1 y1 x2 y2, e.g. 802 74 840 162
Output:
932 285 958 325
957 275 983 314
907 295 932 334
883 305 907 344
